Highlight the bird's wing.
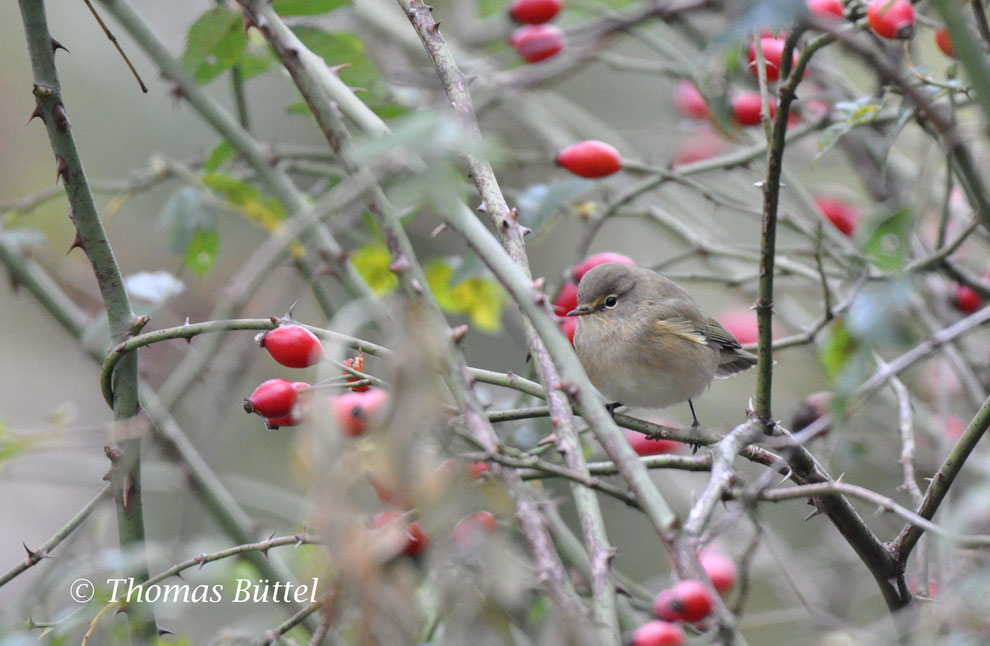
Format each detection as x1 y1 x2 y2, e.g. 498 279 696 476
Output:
701 317 759 377
700 317 743 350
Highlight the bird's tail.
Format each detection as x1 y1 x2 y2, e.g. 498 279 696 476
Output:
715 348 759 378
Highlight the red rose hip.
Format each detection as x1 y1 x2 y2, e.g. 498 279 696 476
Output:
333 388 389 436
372 510 429 557
807 0 843 17
510 24 564 63
866 0 914 40
625 429 678 456
700 550 737 594
261 325 323 368
935 28 955 57
557 141 622 178
553 281 579 315
654 579 714 623
673 80 709 119
747 37 797 82
244 378 299 418
815 197 860 236
632 621 685 646
954 284 982 314
509 0 562 24
732 92 775 126
572 252 635 280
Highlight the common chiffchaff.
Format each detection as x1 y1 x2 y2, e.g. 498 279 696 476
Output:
567 262 758 427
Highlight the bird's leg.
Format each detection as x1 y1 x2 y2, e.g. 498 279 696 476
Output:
688 399 701 429
688 399 702 454
605 402 622 417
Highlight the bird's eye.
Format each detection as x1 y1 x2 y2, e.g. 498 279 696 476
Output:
604 295 618 308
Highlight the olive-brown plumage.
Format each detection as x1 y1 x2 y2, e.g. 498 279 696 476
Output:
567 262 757 425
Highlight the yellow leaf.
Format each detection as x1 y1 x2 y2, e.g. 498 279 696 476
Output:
351 244 398 295
425 259 458 311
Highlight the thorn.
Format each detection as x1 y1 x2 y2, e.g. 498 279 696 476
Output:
26 106 45 126
430 223 447 238
449 324 469 344
52 103 69 132
194 554 208 569
777 467 793 486
55 156 68 185
129 314 151 336
520 226 533 236
410 278 424 294
66 230 84 255
102 469 112 482
476 201 488 214
430 21 442 33
803 509 822 522
157 626 174 637
270 316 281 326
532 277 546 291
329 63 351 75
389 255 411 273
174 570 184 580
112 605 127 617
123 474 135 512
183 317 192 344
22 542 40 562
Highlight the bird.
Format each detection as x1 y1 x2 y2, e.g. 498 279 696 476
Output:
566 262 758 428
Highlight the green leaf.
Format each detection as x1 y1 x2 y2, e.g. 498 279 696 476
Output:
818 318 857 381
182 7 246 84
203 141 235 172
158 186 220 258
0 421 28 469
273 0 349 16
185 229 219 277
860 207 913 272
291 26 403 118
201 172 286 231
351 244 398 295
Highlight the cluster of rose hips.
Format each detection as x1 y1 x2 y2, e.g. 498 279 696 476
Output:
632 550 737 645
508 0 565 63
369 462 499 561
809 0 956 53
242 324 388 434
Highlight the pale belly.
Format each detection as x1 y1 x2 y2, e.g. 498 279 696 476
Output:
575 319 720 408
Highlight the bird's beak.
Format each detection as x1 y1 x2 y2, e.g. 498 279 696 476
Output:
566 305 591 317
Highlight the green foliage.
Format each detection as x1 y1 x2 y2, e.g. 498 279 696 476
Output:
859 207 913 272
203 141 235 172
273 0 350 16
201 172 287 231
291 26 405 118
0 421 28 470
182 7 247 84
158 187 221 277
816 97 889 159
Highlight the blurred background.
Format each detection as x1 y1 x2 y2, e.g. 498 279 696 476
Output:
1 0 989 643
